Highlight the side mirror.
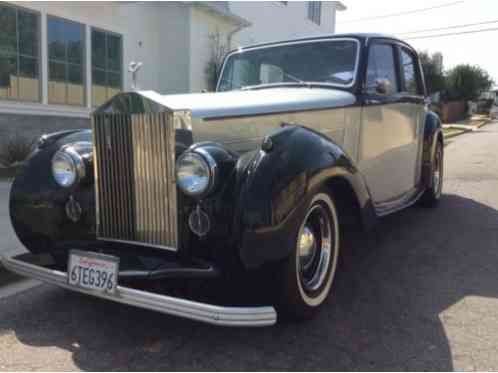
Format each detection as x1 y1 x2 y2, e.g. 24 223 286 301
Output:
375 78 391 95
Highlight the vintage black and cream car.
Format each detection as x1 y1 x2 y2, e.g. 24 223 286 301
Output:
2 34 444 327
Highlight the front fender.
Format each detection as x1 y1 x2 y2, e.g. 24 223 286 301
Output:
233 125 374 269
9 130 95 253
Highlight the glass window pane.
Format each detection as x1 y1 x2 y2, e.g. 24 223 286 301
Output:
107 71 121 100
48 61 66 104
67 22 83 64
19 56 38 78
68 64 82 84
0 55 18 99
0 5 17 56
48 17 65 61
19 11 38 57
366 44 399 94
19 56 39 101
92 68 106 86
68 64 83 105
49 61 65 82
108 71 121 89
92 68 106 107
107 34 121 72
401 49 419 95
92 30 106 69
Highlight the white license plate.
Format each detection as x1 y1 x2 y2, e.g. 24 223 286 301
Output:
68 250 119 294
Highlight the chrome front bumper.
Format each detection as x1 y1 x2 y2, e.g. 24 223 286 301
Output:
0 254 277 327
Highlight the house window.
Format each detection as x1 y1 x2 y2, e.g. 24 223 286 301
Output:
47 16 85 106
308 2 321 25
0 4 40 102
92 29 122 107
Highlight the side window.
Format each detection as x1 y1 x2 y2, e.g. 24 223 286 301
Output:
400 48 421 95
366 43 399 95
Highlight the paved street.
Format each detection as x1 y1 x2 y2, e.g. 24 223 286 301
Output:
0 122 498 371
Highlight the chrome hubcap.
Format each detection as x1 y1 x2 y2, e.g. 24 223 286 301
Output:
299 225 317 272
297 204 332 293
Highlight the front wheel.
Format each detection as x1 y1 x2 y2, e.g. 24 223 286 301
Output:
276 191 340 320
420 141 444 207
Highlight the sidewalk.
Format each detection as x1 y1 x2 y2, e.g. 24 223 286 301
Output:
0 181 26 286
443 114 491 139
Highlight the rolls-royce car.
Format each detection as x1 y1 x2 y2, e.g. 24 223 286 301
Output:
1 33 444 327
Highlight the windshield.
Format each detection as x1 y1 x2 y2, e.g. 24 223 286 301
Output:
217 39 359 92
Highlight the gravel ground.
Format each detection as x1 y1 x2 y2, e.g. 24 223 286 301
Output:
0 122 497 371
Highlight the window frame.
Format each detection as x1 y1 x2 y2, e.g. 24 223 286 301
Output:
90 26 123 107
0 3 42 103
397 46 424 97
364 40 402 97
47 14 86 106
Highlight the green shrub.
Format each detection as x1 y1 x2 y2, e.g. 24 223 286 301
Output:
0 132 36 167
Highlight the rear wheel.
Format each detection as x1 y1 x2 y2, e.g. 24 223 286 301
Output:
420 141 444 207
276 191 340 320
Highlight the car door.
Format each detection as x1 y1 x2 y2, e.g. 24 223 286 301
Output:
397 45 426 192
357 41 421 204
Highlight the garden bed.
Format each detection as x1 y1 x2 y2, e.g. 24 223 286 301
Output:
0 166 19 181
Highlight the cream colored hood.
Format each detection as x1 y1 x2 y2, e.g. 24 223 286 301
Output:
138 87 356 119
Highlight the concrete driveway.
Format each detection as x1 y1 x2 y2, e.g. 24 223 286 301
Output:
0 122 497 370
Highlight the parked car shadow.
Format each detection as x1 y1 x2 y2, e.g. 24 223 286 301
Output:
1 193 497 370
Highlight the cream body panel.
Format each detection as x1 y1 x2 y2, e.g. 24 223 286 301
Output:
358 102 421 203
191 107 359 156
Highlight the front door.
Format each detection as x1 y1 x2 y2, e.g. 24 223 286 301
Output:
357 41 423 204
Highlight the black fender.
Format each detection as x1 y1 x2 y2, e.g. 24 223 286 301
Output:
421 110 444 189
232 125 376 270
9 130 96 254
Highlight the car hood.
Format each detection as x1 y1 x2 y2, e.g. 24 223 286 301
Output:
135 88 356 119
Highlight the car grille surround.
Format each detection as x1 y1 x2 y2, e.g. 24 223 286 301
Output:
92 111 178 251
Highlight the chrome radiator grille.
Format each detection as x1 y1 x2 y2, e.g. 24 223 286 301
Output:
92 112 178 250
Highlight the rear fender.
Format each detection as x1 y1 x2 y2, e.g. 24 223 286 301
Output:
421 111 443 188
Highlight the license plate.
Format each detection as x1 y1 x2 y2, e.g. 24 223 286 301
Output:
68 250 119 294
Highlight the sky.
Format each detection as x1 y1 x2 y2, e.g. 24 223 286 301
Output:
336 0 498 85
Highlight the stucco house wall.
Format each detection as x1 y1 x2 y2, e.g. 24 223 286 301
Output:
230 1 343 46
0 1 345 143
188 6 238 93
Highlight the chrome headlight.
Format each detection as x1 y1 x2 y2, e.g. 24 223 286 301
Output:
51 142 90 188
176 150 217 198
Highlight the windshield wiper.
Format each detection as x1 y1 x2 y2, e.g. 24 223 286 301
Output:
284 72 305 84
241 71 312 91
241 81 314 91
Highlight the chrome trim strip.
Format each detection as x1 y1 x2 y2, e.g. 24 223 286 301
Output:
216 37 361 91
97 238 177 252
0 255 277 327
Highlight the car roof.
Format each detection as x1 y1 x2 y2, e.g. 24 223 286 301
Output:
237 33 414 53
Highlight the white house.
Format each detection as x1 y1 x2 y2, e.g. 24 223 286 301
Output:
0 1 345 138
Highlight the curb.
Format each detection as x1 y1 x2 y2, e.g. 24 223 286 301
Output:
444 118 492 142
477 118 492 129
